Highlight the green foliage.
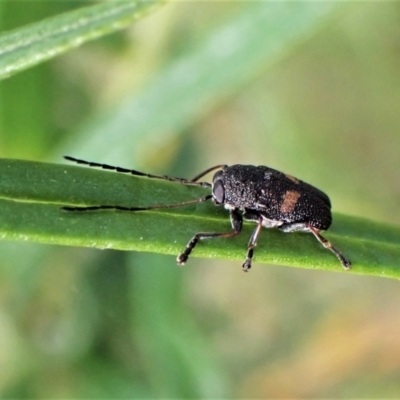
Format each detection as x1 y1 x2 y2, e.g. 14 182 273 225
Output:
0 0 163 79
1 1 400 398
59 1 341 162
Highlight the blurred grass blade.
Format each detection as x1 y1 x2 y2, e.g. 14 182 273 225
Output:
0 0 163 80
1 158 400 279
58 2 343 164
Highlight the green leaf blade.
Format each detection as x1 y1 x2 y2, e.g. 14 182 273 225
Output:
0 159 399 279
0 0 163 80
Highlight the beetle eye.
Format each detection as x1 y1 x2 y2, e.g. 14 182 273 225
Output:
212 179 225 204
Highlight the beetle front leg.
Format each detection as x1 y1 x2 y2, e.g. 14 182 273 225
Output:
177 209 242 265
242 215 263 272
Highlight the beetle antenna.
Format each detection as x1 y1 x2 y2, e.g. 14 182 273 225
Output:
64 156 211 188
190 164 227 182
62 194 213 212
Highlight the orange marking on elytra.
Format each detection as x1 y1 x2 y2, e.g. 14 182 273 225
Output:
280 190 301 214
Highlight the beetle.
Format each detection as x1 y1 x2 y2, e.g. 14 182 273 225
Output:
63 156 351 272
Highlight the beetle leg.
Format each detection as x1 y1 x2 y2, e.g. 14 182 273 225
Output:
242 215 263 272
177 209 242 265
306 224 351 270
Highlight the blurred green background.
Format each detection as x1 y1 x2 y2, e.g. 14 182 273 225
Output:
1 1 400 398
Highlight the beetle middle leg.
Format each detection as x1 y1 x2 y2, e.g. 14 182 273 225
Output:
177 209 242 265
242 216 263 272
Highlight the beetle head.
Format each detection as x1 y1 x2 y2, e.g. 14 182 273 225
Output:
211 170 225 205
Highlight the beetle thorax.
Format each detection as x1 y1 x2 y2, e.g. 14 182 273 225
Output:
213 165 265 209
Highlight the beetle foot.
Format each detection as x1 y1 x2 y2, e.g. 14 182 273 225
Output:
242 259 252 272
176 254 188 265
340 256 352 270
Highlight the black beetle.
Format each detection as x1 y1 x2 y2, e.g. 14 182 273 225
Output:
63 157 351 272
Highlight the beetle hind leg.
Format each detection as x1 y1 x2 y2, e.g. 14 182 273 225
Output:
306 224 351 270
